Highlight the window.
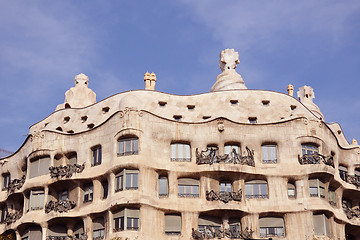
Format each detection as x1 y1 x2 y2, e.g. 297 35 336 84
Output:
20 226 42 240
313 213 330 237
229 219 241 233
220 182 232 193
113 208 140 231
224 144 240 155
309 179 325 198
29 190 45 210
165 214 181 235
262 145 277 163
159 176 168 197
339 165 348 181
248 117 257 124
245 180 268 198
118 137 138 156
2 173 10 190
67 152 77 165
29 156 50 178
58 190 69 201
115 169 138 192
48 225 67 239
198 216 222 233
93 217 105 239
287 183 296 198
92 146 102 166
0 206 8 223
178 178 199 198
171 143 191 162
102 180 108 199
83 184 93 203
74 222 85 239
302 144 319 156
259 217 285 237
328 188 336 206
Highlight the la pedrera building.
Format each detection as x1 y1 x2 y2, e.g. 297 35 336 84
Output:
0 49 360 240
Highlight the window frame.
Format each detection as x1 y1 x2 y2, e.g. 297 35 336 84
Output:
83 184 94 203
29 189 45 211
29 156 51 179
113 208 140 232
262 144 277 163
115 169 139 192
287 183 296 199
2 173 11 191
171 143 191 162
118 137 139 156
91 146 102 167
245 180 268 199
159 176 168 197
177 178 199 198
309 179 326 198
259 217 285 238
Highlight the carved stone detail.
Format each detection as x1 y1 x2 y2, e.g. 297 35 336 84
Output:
45 200 76 213
7 175 26 194
206 190 242 203
5 210 23 225
196 146 254 167
298 153 334 168
192 226 253 239
49 164 85 178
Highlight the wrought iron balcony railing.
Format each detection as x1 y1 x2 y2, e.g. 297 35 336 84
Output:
245 194 268 199
342 201 360 220
206 190 242 203
49 163 85 179
192 225 254 239
45 199 76 213
196 147 255 167
346 175 360 187
4 210 22 225
7 175 26 195
298 153 334 168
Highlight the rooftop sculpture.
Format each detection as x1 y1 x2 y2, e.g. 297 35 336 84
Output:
297 85 324 120
211 49 247 92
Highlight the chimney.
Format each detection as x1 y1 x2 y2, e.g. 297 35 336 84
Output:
287 84 294 96
144 72 156 90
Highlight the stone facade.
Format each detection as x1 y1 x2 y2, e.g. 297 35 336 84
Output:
0 49 360 240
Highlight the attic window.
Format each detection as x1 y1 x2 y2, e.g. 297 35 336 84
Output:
64 116 70 123
337 130 342 135
230 100 238 105
248 117 257 124
102 107 110 113
203 116 211 120
65 103 71 109
290 105 297 110
262 100 270 106
56 127 63 131
187 105 195 110
87 123 95 129
173 115 182 121
159 101 167 107
67 130 74 134
44 123 49 127
81 116 88 122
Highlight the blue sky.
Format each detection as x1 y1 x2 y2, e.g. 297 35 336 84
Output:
1 0 360 153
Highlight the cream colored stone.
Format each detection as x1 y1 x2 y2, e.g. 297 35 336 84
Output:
297 85 324 120
211 49 247 92
55 73 96 111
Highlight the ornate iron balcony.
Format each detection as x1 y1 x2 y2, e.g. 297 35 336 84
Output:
49 163 85 179
342 201 360 219
7 175 26 195
298 153 334 168
346 175 360 187
5 210 22 225
192 226 254 239
206 190 242 203
196 147 255 167
45 199 76 213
